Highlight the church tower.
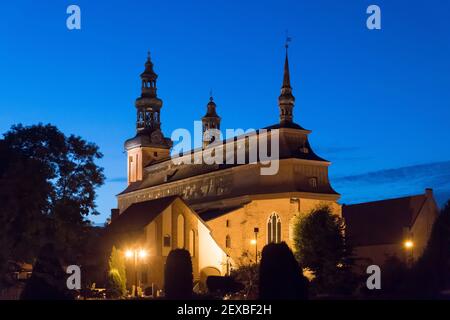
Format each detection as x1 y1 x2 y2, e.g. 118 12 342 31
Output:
124 53 172 184
201 95 221 147
278 44 295 124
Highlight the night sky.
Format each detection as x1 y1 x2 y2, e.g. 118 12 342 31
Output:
1 0 449 224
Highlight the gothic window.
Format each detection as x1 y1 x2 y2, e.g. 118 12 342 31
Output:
177 214 185 248
267 213 281 244
226 220 230 228
225 235 231 248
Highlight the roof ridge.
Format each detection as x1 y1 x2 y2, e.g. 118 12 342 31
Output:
345 193 426 207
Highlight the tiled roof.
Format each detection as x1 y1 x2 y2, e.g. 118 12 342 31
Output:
343 194 427 247
106 196 178 234
119 126 332 196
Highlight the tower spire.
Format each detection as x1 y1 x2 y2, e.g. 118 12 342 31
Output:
282 44 291 89
278 37 295 124
202 92 221 147
124 52 172 184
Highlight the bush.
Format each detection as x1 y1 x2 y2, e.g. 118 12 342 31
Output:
106 269 125 299
259 242 308 300
206 276 244 296
106 246 127 298
230 251 259 299
21 243 73 300
402 200 450 298
164 249 193 299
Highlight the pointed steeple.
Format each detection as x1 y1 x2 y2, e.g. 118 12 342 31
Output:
282 49 291 89
278 43 295 124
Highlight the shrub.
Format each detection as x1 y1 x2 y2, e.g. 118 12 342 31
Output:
107 246 127 298
259 242 308 300
106 269 125 299
164 249 193 299
21 243 73 300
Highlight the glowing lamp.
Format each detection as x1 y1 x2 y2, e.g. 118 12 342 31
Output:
125 250 133 258
138 249 148 259
404 240 414 249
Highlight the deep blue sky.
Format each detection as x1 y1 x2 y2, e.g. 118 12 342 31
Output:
1 1 449 223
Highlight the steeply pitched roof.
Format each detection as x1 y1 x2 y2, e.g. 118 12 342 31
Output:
343 194 428 247
107 196 178 235
119 127 332 196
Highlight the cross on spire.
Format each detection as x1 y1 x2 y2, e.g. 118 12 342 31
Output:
278 34 295 124
285 30 292 49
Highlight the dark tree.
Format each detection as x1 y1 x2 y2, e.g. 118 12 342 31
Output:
0 139 51 283
164 249 193 299
293 206 355 295
405 200 450 298
0 124 104 286
259 242 308 300
20 243 73 300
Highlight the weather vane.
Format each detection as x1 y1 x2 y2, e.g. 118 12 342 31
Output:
285 30 292 49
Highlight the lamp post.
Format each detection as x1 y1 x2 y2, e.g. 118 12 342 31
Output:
403 240 414 266
251 227 259 265
125 248 148 297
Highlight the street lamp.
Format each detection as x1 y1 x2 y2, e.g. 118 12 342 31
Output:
125 248 148 297
403 239 414 266
251 227 259 265
404 240 414 249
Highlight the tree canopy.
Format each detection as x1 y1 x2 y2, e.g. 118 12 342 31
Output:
0 123 105 285
293 205 355 295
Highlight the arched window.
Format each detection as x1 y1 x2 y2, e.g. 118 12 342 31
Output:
225 235 231 248
177 214 185 249
267 213 281 243
189 230 195 256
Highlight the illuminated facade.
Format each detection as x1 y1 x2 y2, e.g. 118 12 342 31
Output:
109 49 342 290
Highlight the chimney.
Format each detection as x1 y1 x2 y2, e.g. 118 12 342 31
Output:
111 208 120 222
425 188 433 198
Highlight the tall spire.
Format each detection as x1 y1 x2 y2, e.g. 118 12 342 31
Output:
282 46 291 89
278 39 295 124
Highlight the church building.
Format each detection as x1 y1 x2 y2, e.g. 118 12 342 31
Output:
106 49 438 293
107 48 341 291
